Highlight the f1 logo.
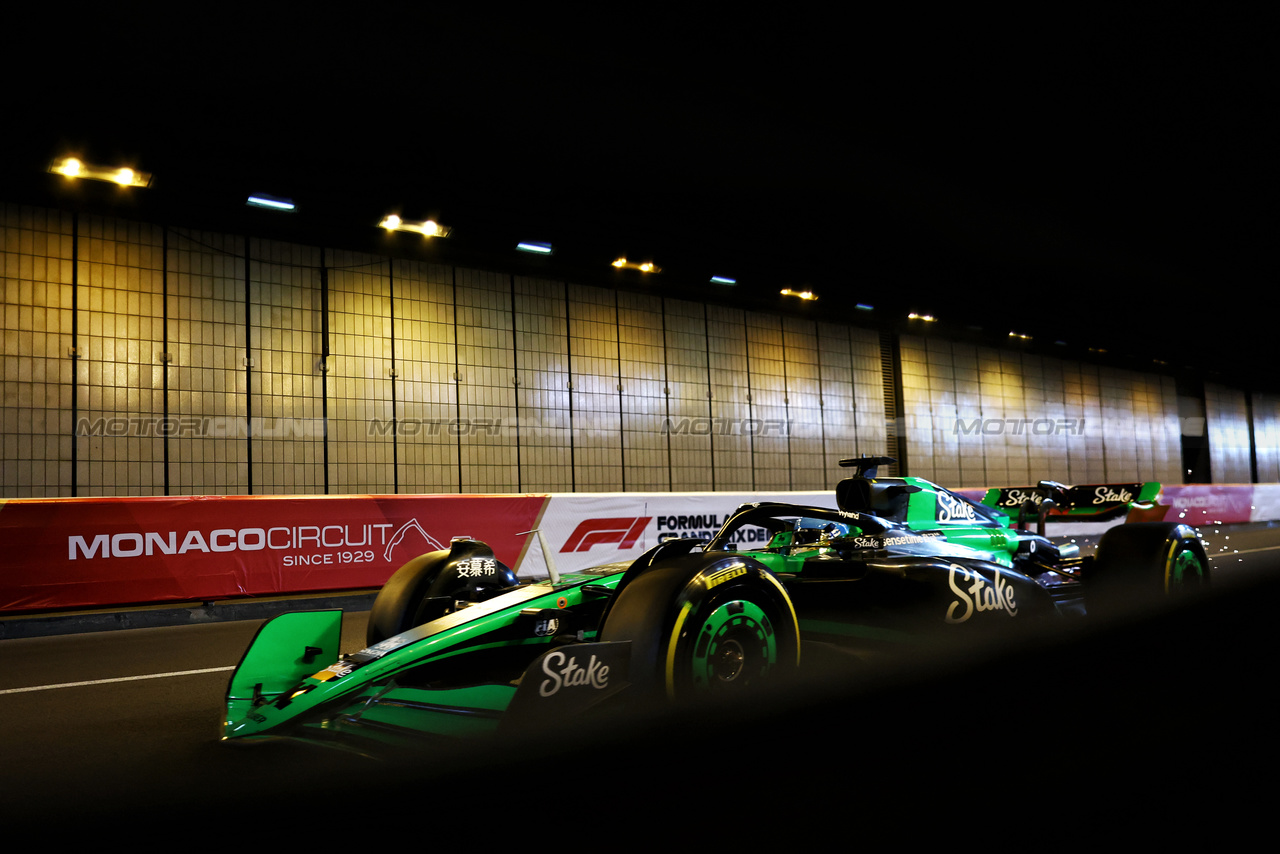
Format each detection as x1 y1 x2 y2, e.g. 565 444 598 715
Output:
561 517 651 553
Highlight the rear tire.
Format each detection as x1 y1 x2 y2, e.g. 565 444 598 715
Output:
600 556 800 701
1086 522 1210 618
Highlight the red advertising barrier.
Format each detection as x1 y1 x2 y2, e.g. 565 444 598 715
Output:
3 484 1276 614
0 494 549 613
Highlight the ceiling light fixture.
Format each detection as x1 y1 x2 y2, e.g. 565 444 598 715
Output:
379 215 450 237
516 241 553 254
780 288 818 300
49 156 151 187
247 194 297 211
611 257 660 273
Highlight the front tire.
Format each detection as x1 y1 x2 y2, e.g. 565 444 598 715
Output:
600 556 800 701
367 539 518 646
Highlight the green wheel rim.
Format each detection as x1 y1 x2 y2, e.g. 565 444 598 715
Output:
688 599 776 690
1166 546 1205 591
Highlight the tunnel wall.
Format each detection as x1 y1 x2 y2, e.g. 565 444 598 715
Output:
2 202 1272 497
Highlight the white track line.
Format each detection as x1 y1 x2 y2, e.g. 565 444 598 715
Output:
1210 545 1280 556
0 666 235 695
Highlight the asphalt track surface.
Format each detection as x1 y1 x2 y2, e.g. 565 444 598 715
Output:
3 524 1279 837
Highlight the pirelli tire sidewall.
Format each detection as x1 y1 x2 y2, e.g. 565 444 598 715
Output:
600 554 801 701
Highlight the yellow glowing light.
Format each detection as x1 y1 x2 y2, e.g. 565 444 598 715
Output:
908 312 936 321
780 288 818 300
48 156 150 187
611 257 661 273
380 215 450 237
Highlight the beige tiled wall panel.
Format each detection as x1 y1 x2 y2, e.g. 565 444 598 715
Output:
457 269 518 492
1254 393 1280 483
393 260 459 493
568 284 623 491
662 299 713 490
849 327 888 469
706 305 752 491
166 228 248 494
899 336 939 485
514 276 570 491
783 317 825 490
816 322 890 487
1062 361 1106 484
617 291 668 491
1 205 75 496
945 342 984 487
75 216 167 495
251 239 326 494
745 311 789 491
814 323 856 486
328 250 395 493
1205 383 1253 484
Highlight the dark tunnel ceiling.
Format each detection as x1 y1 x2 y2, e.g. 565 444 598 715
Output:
6 13 1275 391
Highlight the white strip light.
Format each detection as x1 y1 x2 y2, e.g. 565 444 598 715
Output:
247 194 296 211
517 241 553 254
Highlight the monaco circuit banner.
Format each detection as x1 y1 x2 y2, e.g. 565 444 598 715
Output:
0 494 548 613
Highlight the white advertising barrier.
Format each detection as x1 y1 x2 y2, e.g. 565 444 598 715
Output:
1247 484 1280 522
514 491 836 577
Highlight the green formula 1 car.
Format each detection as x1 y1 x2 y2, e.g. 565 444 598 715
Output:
222 456 1209 752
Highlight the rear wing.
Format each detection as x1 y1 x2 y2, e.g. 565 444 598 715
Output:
981 481 1162 522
